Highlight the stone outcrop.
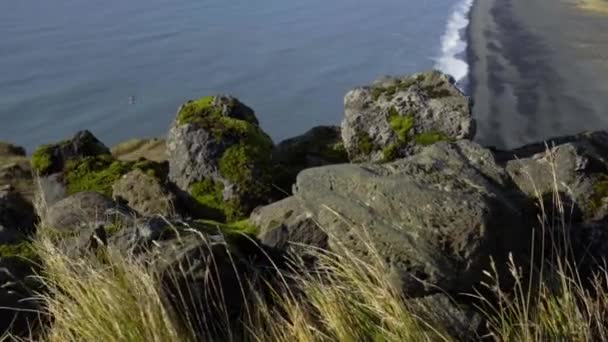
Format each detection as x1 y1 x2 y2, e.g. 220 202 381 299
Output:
341 70 474 163
294 140 528 296
167 95 276 221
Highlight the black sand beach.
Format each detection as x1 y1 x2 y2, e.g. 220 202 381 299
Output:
469 0 608 149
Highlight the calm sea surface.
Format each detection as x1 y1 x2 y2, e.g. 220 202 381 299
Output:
0 0 460 152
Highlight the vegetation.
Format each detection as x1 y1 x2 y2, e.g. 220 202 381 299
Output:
415 131 450 146
63 155 164 197
371 78 417 101
355 131 375 156
31 144 54 175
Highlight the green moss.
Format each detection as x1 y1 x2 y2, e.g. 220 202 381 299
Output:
415 131 450 146
63 155 164 197
382 143 401 163
190 179 229 221
198 219 259 236
0 241 37 261
355 132 375 156
176 96 219 125
176 96 262 142
64 155 131 196
388 108 414 141
31 144 54 174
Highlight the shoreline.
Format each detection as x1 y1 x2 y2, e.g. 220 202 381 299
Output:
467 0 608 149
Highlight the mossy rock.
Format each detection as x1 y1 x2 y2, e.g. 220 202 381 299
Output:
168 95 276 223
415 131 451 146
31 130 110 176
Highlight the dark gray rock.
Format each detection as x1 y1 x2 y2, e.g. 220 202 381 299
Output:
0 257 42 337
409 294 483 341
251 196 327 253
342 70 475 163
0 188 36 242
272 126 348 192
502 130 608 222
295 140 529 296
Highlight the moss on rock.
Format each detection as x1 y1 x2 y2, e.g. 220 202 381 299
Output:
388 107 414 141
176 96 260 141
589 175 608 215
355 131 375 156
415 131 450 146
190 179 229 221
63 155 166 197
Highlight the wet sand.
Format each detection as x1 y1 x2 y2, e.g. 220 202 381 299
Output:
468 0 608 149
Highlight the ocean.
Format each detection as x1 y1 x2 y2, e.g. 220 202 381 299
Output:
0 0 473 152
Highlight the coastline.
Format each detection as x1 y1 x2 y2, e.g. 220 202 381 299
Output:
580 0 608 14
468 0 608 149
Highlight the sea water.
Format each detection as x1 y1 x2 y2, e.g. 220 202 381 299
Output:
0 0 473 151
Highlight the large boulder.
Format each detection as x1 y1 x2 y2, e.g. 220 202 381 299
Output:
31 131 166 215
167 95 275 221
251 196 327 253
499 131 608 221
272 126 348 193
342 70 475 163
112 169 179 217
295 140 529 296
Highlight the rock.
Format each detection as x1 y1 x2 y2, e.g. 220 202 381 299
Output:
272 126 348 192
31 130 110 176
341 70 475 163
0 256 42 337
0 189 36 242
31 131 167 215
502 130 608 222
295 140 529 296
155 229 281 338
112 169 179 217
251 196 327 253
44 191 135 232
167 95 275 221
111 138 167 162
409 294 483 341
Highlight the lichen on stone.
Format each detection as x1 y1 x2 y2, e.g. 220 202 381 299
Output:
415 131 450 146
